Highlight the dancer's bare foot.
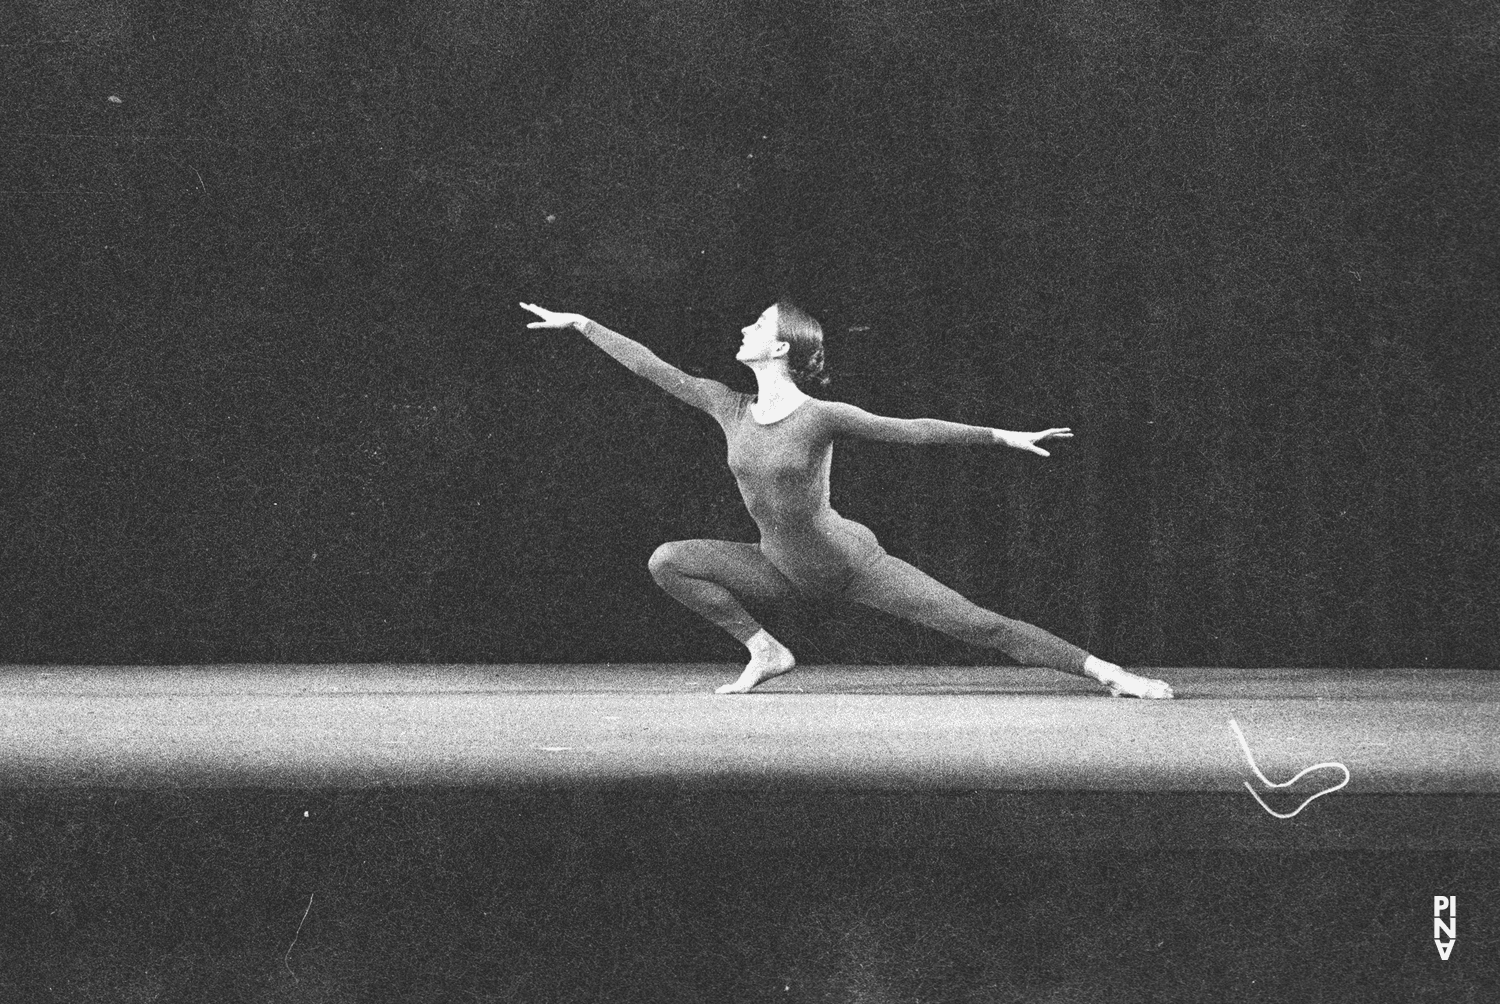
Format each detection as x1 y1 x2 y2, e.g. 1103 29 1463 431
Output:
1084 656 1175 700
716 630 796 694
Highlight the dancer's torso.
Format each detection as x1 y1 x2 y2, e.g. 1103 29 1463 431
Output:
715 394 883 594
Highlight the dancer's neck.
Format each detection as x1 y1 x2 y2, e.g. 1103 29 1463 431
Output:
746 362 808 422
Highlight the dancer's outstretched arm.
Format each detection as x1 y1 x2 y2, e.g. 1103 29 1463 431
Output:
821 401 1073 456
520 302 733 414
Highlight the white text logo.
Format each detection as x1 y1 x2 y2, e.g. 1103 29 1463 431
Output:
1434 896 1456 960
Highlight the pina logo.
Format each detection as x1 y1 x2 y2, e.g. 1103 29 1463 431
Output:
1433 896 1457 960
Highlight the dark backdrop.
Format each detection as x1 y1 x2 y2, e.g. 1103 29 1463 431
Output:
4 0 1496 668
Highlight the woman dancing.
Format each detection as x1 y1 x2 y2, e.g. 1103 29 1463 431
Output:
520 300 1174 700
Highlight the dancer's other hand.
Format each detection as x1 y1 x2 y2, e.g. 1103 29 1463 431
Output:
520 302 588 331
995 427 1074 456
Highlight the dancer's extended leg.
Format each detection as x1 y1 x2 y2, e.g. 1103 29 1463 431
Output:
647 540 800 694
845 553 1174 699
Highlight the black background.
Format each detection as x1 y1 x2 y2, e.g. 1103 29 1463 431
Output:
5 0 1497 668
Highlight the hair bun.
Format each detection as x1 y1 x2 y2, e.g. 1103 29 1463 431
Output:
777 299 830 389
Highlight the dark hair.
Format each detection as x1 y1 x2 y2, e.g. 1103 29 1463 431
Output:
776 299 829 388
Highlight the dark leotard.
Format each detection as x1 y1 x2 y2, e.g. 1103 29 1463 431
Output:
581 321 988 591
720 392 990 596
580 319 1090 673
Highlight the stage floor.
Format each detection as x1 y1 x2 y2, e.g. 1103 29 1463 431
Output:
0 664 1493 795
1 665 1495 997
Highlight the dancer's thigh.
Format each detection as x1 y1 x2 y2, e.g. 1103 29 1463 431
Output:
844 552 1005 636
654 539 802 610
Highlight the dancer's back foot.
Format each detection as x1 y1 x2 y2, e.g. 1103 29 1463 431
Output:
1086 659 1175 700
1104 672 1174 699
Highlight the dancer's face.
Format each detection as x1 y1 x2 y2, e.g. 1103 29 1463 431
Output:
736 305 789 364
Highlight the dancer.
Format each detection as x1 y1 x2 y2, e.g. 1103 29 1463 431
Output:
520 300 1174 699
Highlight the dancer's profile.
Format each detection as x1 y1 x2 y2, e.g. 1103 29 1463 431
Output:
520 300 1174 699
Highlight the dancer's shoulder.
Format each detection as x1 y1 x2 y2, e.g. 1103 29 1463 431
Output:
712 388 757 423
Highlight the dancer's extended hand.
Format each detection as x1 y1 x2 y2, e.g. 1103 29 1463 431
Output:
997 428 1073 456
520 302 588 330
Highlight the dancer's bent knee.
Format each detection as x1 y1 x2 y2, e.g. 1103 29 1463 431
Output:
647 541 685 586
644 540 765 643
